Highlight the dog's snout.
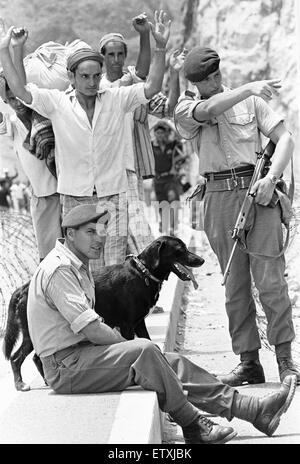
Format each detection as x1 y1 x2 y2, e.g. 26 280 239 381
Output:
185 250 205 267
194 256 205 267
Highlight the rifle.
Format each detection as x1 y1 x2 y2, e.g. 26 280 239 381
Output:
221 140 276 286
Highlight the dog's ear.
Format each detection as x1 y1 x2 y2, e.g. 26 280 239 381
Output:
149 240 165 269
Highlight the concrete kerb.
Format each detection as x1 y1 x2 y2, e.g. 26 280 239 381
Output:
108 389 162 444
108 226 194 444
0 227 194 444
134 226 194 443
107 270 183 444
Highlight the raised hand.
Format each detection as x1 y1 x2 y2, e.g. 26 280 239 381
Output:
0 20 14 50
149 10 171 49
248 79 281 101
132 12 150 34
169 48 188 72
11 27 28 48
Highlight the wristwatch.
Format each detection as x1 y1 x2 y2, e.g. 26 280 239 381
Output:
266 173 278 185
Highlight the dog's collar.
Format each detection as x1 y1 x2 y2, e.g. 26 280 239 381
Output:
126 254 162 287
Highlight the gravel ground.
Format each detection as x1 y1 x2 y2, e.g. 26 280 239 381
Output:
163 199 300 444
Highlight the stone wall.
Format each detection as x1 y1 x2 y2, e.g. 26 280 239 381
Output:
184 0 299 140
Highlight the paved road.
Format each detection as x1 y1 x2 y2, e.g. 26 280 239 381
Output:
0 343 40 418
163 230 300 445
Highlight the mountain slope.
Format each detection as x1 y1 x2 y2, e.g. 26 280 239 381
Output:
0 0 185 63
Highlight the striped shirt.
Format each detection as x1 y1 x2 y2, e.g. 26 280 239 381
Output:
100 66 172 179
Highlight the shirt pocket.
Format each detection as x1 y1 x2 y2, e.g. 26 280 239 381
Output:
226 112 257 142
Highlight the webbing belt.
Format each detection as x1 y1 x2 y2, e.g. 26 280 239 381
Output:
205 175 252 192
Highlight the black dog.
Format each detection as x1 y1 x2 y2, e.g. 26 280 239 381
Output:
3 236 204 390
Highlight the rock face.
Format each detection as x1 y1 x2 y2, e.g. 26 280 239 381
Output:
184 0 299 138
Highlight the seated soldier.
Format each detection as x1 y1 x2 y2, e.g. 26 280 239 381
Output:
27 203 297 445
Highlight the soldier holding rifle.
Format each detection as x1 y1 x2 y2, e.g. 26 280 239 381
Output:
174 47 300 386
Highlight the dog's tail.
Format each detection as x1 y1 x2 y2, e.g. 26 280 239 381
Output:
3 282 30 360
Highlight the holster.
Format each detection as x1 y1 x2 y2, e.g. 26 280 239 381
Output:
187 183 207 232
186 183 207 202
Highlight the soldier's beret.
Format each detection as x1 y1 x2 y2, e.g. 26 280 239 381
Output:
62 204 109 229
184 47 220 83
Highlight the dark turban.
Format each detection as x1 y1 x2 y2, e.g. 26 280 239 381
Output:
67 48 104 72
184 47 220 83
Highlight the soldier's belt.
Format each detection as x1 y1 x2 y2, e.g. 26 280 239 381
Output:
205 175 253 192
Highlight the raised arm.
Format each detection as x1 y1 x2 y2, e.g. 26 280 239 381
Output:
166 48 187 115
132 13 151 80
11 27 28 86
0 26 32 104
194 79 282 122
144 10 171 100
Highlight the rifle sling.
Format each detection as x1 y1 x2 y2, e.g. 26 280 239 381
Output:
239 152 294 260
236 223 290 261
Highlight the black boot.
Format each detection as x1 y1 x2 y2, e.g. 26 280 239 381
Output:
277 357 300 385
232 375 297 436
218 360 265 386
182 414 237 444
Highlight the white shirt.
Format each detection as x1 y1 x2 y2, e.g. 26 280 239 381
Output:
99 68 140 172
0 113 57 197
24 83 148 197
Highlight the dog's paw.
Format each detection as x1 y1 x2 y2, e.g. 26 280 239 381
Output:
152 305 164 314
15 381 31 392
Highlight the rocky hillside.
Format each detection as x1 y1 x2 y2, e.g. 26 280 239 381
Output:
182 0 299 141
0 0 185 63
